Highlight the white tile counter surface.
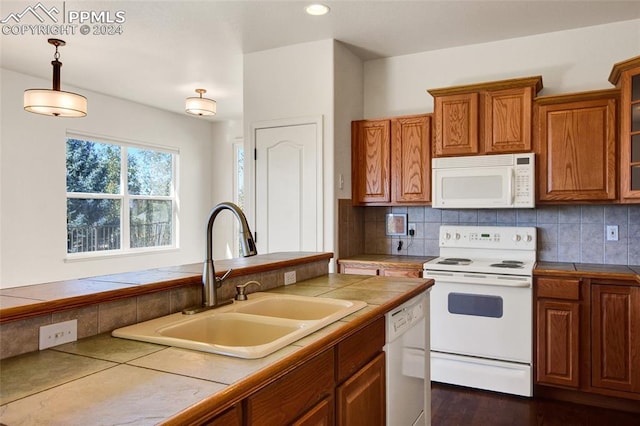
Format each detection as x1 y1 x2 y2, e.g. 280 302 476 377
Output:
0 273 430 425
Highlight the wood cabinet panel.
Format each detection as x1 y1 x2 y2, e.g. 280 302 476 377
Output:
433 92 479 156
537 277 580 300
337 317 385 383
340 266 379 276
203 404 242 426
336 352 385 426
292 396 334 426
591 284 640 394
484 86 533 153
245 349 335 426
352 120 391 204
610 55 640 202
381 268 421 278
392 115 431 203
429 76 542 157
535 91 618 202
352 114 431 205
536 299 580 388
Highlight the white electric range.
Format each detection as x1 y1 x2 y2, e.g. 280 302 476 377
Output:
423 225 537 397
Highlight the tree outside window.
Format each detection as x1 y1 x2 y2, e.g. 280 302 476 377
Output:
66 136 177 255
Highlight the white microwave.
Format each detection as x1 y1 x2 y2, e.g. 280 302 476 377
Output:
432 153 535 209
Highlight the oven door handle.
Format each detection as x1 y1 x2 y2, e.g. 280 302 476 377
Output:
424 272 531 288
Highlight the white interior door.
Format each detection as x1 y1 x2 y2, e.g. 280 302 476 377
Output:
254 119 322 253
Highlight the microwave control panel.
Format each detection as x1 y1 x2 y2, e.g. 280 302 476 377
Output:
513 154 534 207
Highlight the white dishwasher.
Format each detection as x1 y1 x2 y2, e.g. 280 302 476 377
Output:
384 291 430 426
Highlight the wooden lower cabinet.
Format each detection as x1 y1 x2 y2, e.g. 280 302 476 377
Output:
245 349 335 426
205 317 386 425
292 396 334 426
336 353 385 426
535 276 640 410
536 299 580 388
591 284 640 394
338 262 422 278
203 404 242 426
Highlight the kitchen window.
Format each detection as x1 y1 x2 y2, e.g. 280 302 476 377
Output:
66 133 178 256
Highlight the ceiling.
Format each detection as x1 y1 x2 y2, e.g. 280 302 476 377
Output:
2 1 639 121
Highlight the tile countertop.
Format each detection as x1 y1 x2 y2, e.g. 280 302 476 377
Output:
0 252 333 322
535 261 640 284
0 273 433 426
337 255 436 269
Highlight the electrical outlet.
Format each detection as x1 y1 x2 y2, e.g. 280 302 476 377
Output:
39 319 77 350
408 223 417 236
606 225 619 241
284 270 296 285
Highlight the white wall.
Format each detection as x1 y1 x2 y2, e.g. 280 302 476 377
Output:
0 69 215 288
243 40 335 255
363 19 640 118
210 119 245 261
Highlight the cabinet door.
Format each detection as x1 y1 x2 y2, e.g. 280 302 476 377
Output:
591 285 640 393
619 65 640 201
536 299 580 388
537 96 617 201
484 86 533 153
336 352 385 426
292 396 334 426
433 93 479 156
352 120 391 204
391 115 431 203
245 349 335 426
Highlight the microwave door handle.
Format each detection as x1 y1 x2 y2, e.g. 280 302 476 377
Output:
509 169 515 204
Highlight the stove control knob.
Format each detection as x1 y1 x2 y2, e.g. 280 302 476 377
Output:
454 233 461 240
444 232 451 240
526 234 533 242
513 234 522 242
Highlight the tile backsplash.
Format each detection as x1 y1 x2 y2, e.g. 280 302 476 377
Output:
338 200 640 265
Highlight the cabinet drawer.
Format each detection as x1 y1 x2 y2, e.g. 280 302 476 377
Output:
537 277 580 300
246 349 335 426
341 266 379 276
336 317 385 383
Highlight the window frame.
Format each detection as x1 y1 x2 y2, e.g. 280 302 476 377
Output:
65 131 179 260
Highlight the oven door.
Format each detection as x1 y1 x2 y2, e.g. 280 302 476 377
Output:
426 271 531 363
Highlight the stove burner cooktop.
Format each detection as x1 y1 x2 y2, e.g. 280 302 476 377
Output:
490 260 525 269
437 258 472 265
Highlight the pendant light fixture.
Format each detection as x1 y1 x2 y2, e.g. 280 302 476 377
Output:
185 89 216 116
24 38 87 118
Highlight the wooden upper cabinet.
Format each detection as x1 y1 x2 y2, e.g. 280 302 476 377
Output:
352 114 431 205
535 89 618 202
610 55 640 203
392 115 431 203
352 119 391 204
428 76 542 157
484 86 534 153
432 92 479 156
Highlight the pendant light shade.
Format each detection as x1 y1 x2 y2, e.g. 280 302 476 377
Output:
24 39 87 118
185 89 216 116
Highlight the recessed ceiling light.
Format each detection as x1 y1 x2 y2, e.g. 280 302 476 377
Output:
305 3 330 16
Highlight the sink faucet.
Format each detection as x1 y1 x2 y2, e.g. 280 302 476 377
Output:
184 202 257 314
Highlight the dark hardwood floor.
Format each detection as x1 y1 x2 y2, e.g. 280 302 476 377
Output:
431 383 640 426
